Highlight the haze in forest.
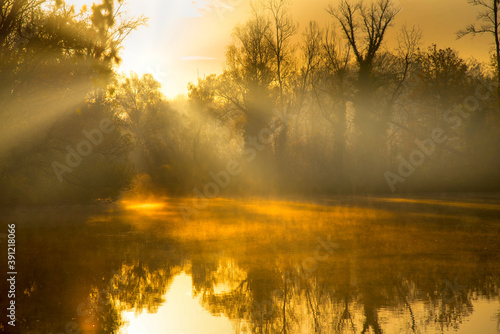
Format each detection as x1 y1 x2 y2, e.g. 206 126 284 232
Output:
1 0 499 207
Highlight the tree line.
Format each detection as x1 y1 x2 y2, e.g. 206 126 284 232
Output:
1 0 499 206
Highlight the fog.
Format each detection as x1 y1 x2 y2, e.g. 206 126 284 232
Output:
1 2 500 333
1 0 499 207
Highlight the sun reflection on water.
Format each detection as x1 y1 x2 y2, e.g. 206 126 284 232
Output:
122 201 166 211
119 272 235 334
107 196 500 334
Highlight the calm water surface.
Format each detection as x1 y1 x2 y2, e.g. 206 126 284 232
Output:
1 195 499 333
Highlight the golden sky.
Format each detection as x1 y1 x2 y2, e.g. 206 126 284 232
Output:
67 0 492 98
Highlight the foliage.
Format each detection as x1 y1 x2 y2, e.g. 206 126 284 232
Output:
1 0 500 206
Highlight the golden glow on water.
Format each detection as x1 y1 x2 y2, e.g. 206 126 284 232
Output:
122 201 166 211
116 266 500 334
77 196 499 333
372 197 500 210
0 195 493 333
119 273 234 334
163 198 393 244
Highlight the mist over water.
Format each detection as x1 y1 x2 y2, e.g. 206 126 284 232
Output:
0 0 499 333
1 196 499 333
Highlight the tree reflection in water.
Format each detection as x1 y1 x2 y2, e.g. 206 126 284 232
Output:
0 197 498 333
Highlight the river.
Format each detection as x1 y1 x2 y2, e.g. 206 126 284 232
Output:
1 195 499 333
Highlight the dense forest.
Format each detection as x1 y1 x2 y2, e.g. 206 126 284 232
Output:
1 0 500 206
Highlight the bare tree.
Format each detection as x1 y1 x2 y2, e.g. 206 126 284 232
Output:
327 0 400 91
223 6 276 153
327 0 401 191
458 0 500 96
263 0 297 162
313 24 352 191
264 0 297 108
300 21 324 96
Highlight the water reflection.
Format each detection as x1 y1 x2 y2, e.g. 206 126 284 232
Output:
0 196 499 333
119 273 234 334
